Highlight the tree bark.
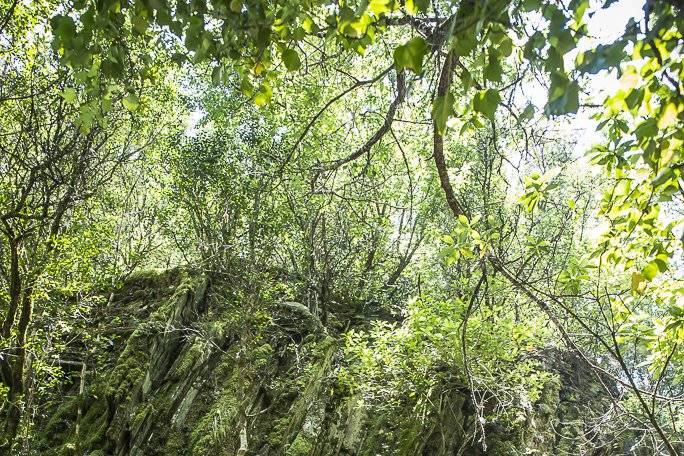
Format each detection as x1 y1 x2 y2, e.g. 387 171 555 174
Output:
1 239 21 339
432 51 466 218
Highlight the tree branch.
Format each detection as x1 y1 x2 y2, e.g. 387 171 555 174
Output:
317 69 406 172
432 51 466 218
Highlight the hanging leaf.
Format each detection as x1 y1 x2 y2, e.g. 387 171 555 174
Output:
393 37 428 74
576 41 626 74
473 89 501 121
281 48 301 72
122 93 139 111
211 66 223 85
641 261 659 280
60 88 77 104
254 82 272 106
483 49 503 83
519 103 536 122
432 93 455 135
545 72 579 115
369 0 396 15
452 31 477 57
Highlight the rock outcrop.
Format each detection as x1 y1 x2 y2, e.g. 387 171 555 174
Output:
37 271 637 455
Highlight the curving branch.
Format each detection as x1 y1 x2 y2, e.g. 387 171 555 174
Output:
317 68 406 172
289 64 394 157
432 51 467 218
490 255 680 456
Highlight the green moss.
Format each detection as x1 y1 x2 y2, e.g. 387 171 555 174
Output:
187 370 241 454
268 416 291 446
163 429 186 456
131 403 154 431
487 439 522 456
286 433 314 456
106 332 149 402
34 271 633 456
41 396 78 442
537 374 561 418
67 396 109 453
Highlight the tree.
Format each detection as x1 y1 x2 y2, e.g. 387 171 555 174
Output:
0 0 681 452
0 6 170 443
51 0 683 451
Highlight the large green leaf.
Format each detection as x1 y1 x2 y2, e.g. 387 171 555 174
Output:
393 37 428 74
432 93 455 135
576 41 626 74
452 31 477 57
545 72 579 115
122 94 140 111
254 82 273 106
473 89 501 121
282 48 302 72
483 49 503 83
369 0 396 15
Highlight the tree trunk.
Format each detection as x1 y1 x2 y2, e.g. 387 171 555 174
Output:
2 285 33 447
1 239 21 339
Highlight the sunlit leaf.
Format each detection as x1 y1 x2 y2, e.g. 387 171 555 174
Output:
282 48 302 72
473 89 500 121
122 94 139 111
393 37 428 74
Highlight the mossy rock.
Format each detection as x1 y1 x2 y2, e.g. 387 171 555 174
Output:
286 433 314 456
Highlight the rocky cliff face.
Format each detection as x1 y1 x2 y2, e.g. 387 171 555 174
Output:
36 271 635 455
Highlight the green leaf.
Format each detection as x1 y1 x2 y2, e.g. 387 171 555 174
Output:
432 93 455 135
132 15 149 34
60 88 77 104
544 5 567 31
483 49 503 83
634 118 657 142
642 261 659 280
575 41 626 74
211 65 223 85
254 82 272 106
498 35 513 57
51 15 76 41
369 0 396 15
519 103 535 122
122 94 139 111
624 88 644 110
544 47 565 72
522 0 541 12
102 97 112 112
452 31 477 57
230 0 242 13
406 0 430 14
473 89 501 121
652 167 675 187
393 37 428 74
631 272 645 294
281 48 301 72
657 102 679 129
549 29 575 55
545 72 579 115
240 77 254 97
